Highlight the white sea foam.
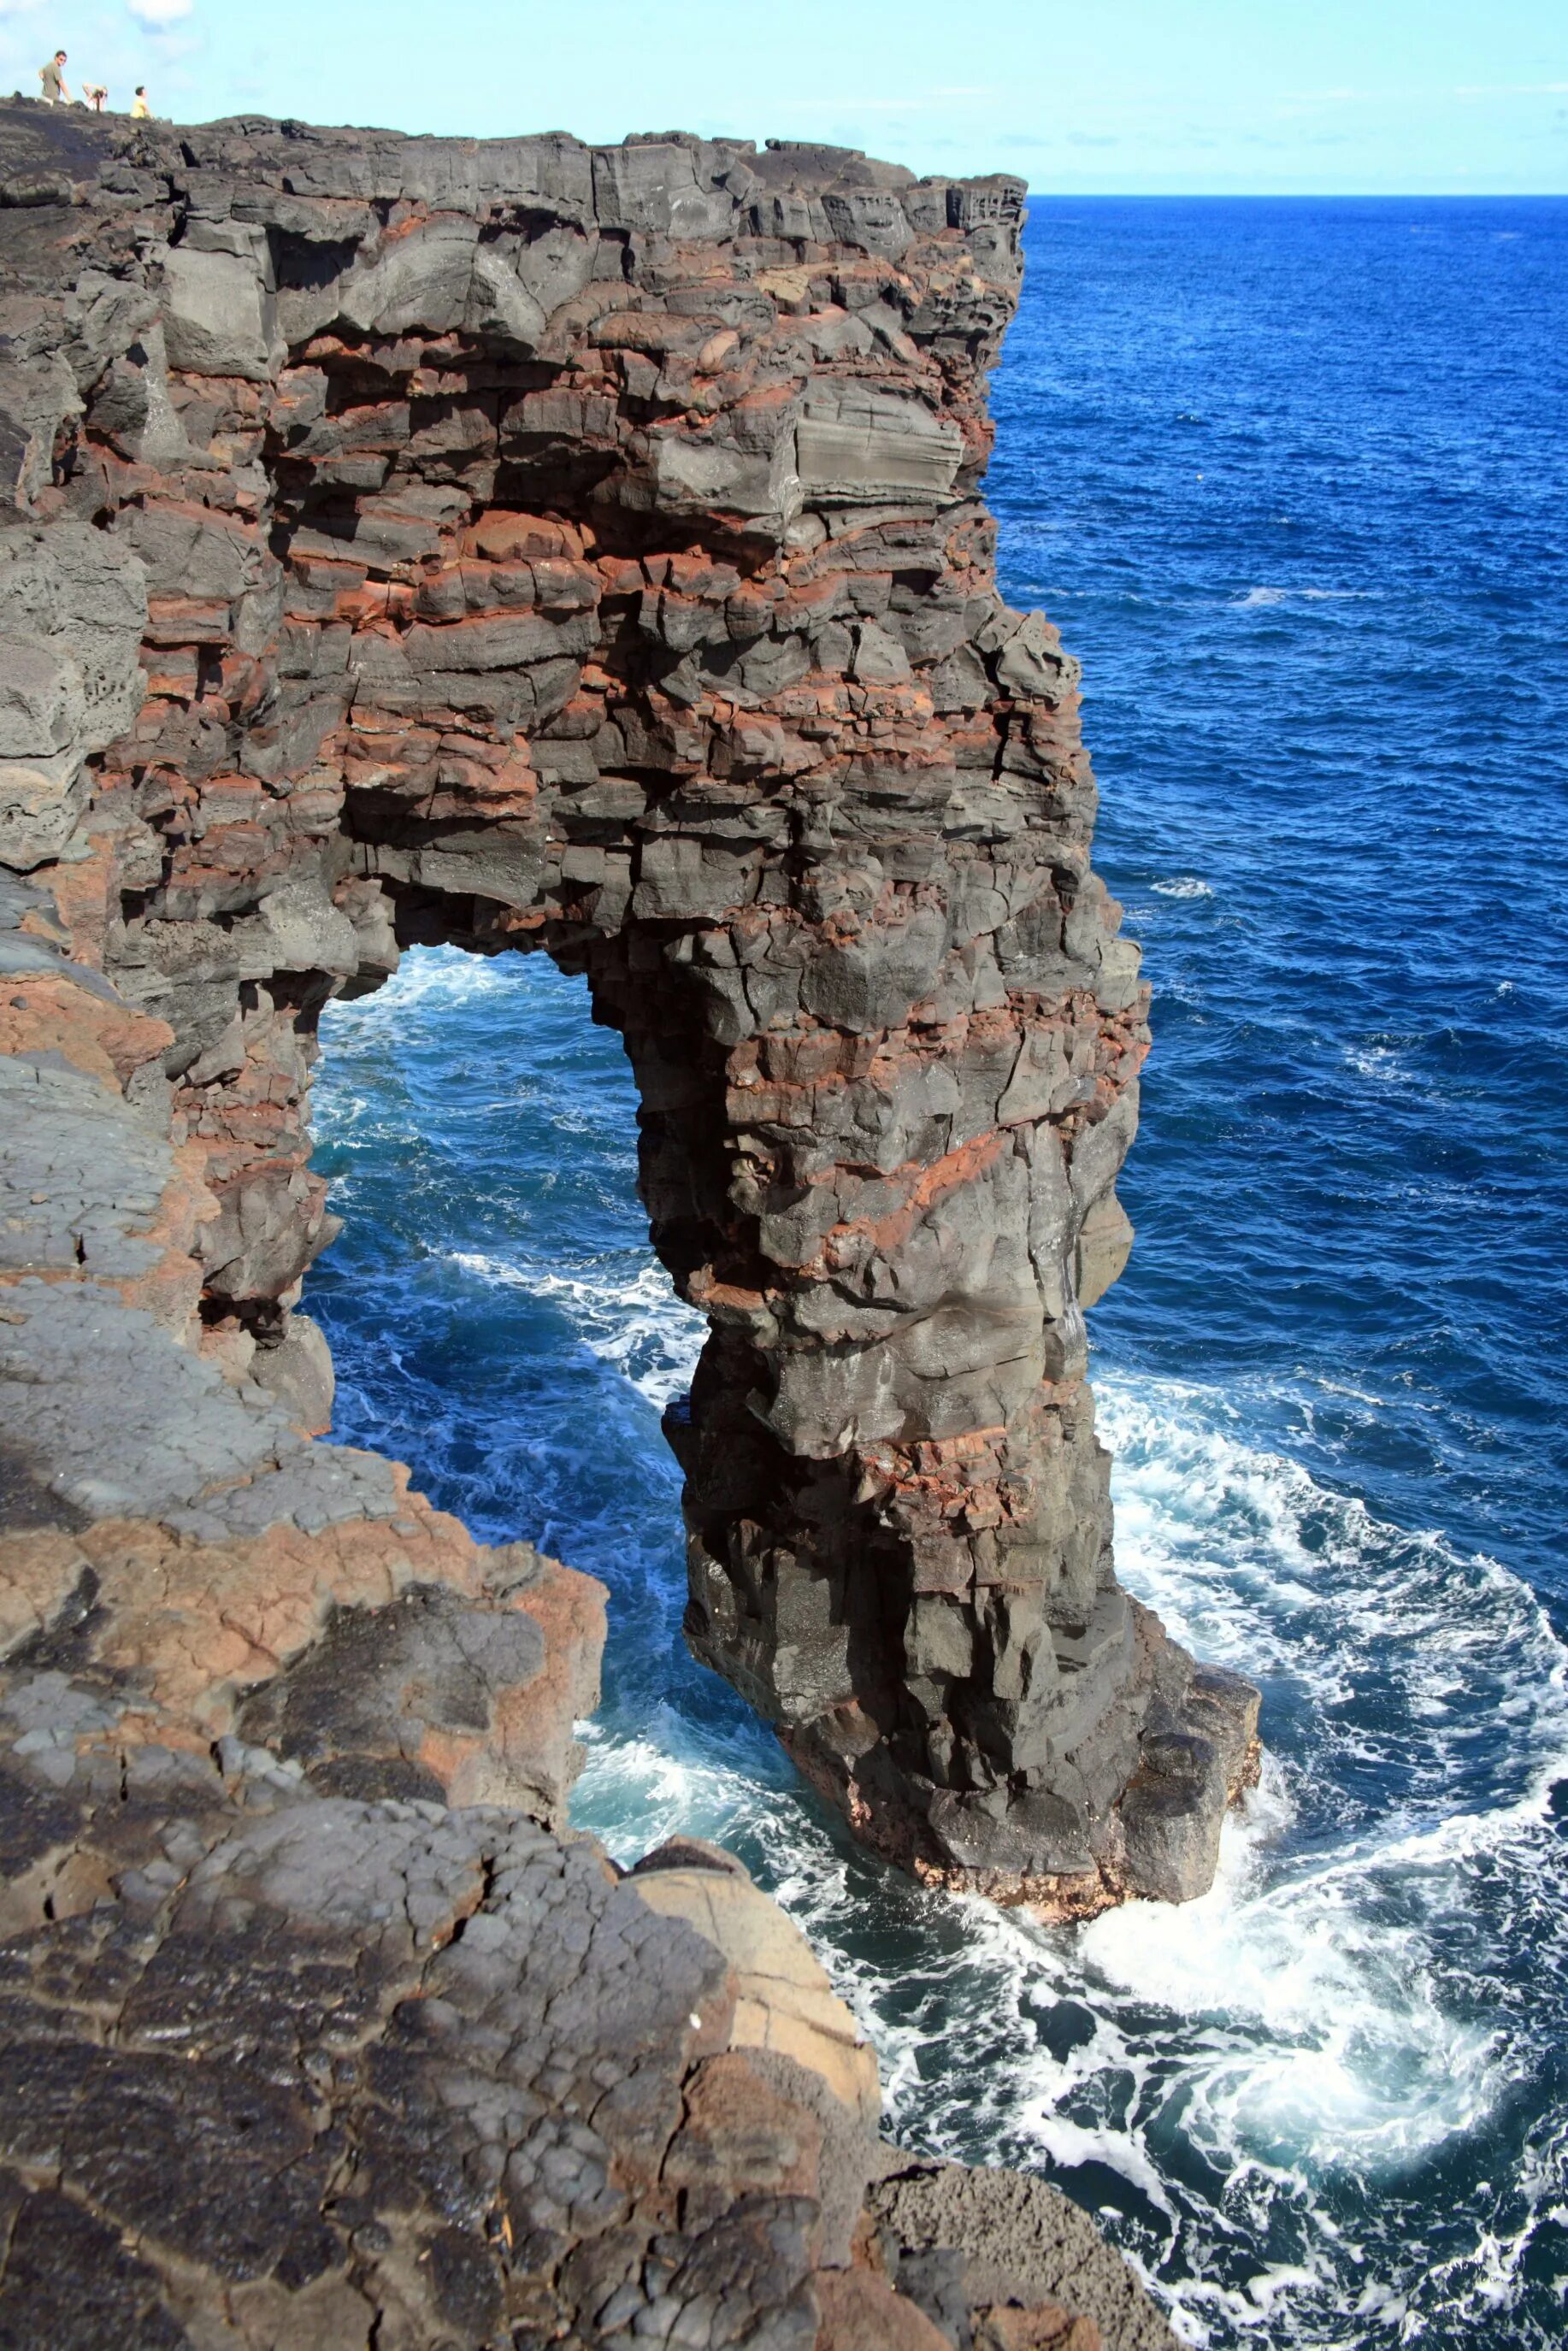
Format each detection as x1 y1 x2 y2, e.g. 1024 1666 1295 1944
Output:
1234 587 1372 609
981 1378 1568 2337
575 1730 773 1859
1151 875 1216 899
449 1247 704 1406
1102 1376 1568 1801
1342 1041 1415 1087
1076 1812 1502 2175
326 940 516 1021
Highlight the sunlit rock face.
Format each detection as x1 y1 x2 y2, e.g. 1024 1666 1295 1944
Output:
0 102 1256 1931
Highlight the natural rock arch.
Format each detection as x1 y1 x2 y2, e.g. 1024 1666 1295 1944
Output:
2 104 1257 1916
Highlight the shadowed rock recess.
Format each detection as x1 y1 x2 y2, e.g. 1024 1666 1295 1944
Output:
0 97 1247 2344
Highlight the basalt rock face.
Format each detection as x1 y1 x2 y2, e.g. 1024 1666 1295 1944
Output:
0 98 1258 1938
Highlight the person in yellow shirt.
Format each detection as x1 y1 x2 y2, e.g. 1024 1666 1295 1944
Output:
131 85 151 120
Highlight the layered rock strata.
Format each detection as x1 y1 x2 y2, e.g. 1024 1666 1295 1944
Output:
0 97 1257 1936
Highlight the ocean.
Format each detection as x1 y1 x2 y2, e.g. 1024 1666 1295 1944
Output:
306 198 1568 2348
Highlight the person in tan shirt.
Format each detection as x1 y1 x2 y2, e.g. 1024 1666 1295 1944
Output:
38 51 71 105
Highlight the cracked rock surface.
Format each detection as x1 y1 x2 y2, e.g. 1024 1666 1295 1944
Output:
0 95 1215 2342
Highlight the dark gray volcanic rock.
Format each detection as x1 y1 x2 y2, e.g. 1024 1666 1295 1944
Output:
0 95 1232 2342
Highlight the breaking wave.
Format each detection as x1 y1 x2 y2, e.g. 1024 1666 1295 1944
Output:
1233 587 1374 608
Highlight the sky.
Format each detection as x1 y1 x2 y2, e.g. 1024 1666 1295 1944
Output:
2 0 1565 193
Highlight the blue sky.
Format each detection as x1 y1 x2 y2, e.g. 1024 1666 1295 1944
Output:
3 0 1565 192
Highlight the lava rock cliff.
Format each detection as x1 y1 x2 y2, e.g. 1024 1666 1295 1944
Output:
0 95 1249 2345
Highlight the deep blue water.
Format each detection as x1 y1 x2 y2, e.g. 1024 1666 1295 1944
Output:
307 199 1568 2348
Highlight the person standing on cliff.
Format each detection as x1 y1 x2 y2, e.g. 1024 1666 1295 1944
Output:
38 51 72 105
131 85 151 119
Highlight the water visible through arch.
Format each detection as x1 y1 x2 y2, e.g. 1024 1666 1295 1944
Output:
308 940 1568 2350
306 941 765 1794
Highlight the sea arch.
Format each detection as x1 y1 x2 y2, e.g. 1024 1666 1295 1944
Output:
5 109 1257 1912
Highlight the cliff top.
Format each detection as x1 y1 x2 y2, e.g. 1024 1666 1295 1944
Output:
1 97 1025 226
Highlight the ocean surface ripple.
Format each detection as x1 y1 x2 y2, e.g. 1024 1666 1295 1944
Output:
309 198 1568 2348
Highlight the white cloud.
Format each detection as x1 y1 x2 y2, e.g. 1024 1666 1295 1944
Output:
127 0 194 24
